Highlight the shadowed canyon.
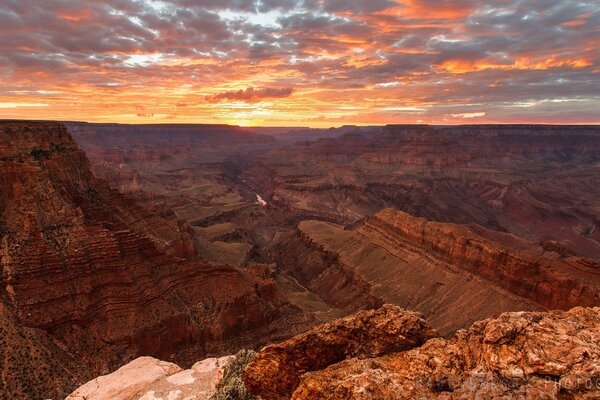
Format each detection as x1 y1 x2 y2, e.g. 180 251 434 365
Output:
1 121 599 399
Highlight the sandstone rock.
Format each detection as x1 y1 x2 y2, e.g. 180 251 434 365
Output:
242 305 437 399
288 306 600 399
66 355 233 400
66 357 182 400
279 208 600 337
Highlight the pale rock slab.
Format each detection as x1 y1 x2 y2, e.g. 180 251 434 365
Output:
66 356 233 400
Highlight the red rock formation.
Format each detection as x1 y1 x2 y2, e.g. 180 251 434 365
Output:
289 209 599 335
244 305 600 400
366 209 600 310
272 230 382 312
294 307 600 399
243 305 436 399
0 121 311 399
67 122 276 182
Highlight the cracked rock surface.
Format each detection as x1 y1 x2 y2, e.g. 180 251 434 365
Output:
242 305 437 399
244 305 600 399
66 356 233 400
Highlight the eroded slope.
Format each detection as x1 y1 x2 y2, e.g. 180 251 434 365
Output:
0 121 311 399
290 209 600 333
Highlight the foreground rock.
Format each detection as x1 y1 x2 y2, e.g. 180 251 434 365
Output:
67 355 233 400
242 305 437 399
245 305 600 399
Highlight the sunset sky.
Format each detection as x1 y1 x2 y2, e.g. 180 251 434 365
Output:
0 0 599 127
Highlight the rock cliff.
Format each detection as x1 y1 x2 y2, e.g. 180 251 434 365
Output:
244 304 600 399
0 121 311 399
67 122 276 192
286 209 599 334
365 208 600 311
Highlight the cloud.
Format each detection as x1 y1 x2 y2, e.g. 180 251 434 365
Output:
0 0 598 125
451 112 485 118
0 102 49 108
205 87 294 103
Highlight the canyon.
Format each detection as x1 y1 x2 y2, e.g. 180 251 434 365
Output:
284 208 599 334
1 121 599 399
245 124 600 259
0 121 312 399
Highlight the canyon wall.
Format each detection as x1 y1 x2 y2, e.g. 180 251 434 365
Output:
292 208 599 334
366 208 600 310
273 230 382 313
0 121 311 399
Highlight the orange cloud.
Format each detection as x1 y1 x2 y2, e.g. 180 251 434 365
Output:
57 8 93 22
561 19 587 27
436 57 593 73
0 0 598 126
391 0 477 20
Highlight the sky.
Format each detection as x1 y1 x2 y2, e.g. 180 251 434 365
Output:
0 0 599 127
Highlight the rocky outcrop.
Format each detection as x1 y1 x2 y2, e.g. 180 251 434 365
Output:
244 305 600 399
242 305 436 399
67 355 233 400
0 122 312 399
66 357 183 400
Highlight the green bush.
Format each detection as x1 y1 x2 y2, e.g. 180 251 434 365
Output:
211 349 260 400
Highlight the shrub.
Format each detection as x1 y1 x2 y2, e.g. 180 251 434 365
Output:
0 221 8 237
30 148 50 160
211 349 260 400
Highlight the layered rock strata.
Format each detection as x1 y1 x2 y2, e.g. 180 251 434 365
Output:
0 121 311 399
244 124 600 259
292 209 599 334
365 209 600 310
